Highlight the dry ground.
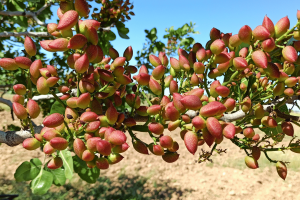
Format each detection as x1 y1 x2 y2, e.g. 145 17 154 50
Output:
1 110 300 200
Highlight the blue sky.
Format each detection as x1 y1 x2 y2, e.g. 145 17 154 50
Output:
109 0 300 64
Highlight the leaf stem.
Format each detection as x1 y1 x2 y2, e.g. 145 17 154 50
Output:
148 131 157 145
63 120 72 137
263 151 277 163
130 85 140 116
28 120 35 136
77 73 80 97
161 74 165 99
260 95 274 101
128 128 140 141
206 143 217 160
222 71 239 86
26 70 33 99
178 71 185 94
98 84 109 92
50 90 66 109
141 88 152 106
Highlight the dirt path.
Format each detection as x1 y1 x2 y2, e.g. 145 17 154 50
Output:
1 110 300 200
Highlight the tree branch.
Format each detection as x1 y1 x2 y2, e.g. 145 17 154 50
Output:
286 95 300 104
0 26 113 37
4 105 298 147
0 1 54 27
0 125 43 146
220 102 279 122
0 22 113 38
0 10 45 26
221 110 246 122
274 109 300 121
1 113 149 146
100 23 115 32
220 96 300 122
30 89 77 101
0 84 13 88
0 31 51 38
36 1 54 16
0 97 12 109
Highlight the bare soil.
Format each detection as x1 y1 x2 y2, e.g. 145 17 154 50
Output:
1 110 300 200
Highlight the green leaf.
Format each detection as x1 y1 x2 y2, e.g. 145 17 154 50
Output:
150 28 157 35
23 158 42 181
182 24 189 32
50 101 65 115
153 46 158 54
73 156 100 183
14 161 31 182
30 168 53 195
12 16 28 27
179 37 194 47
10 0 25 11
116 25 129 34
223 69 234 83
14 158 42 182
278 104 289 114
243 76 255 99
115 21 130 39
106 31 116 41
259 126 285 142
117 31 129 39
59 150 74 180
50 168 67 186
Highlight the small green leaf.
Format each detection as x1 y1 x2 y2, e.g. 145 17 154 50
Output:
31 168 53 195
278 104 289 114
117 25 129 34
14 161 31 182
11 0 25 11
23 158 42 181
59 150 74 180
259 126 285 142
182 24 189 32
50 168 67 186
153 46 158 54
73 156 100 183
14 158 42 182
150 28 157 35
117 31 129 39
50 101 65 115
115 21 129 39
106 31 116 41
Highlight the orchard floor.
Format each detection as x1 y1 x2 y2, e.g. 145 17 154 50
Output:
1 110 300 200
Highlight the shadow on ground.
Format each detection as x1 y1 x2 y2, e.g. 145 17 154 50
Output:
0 174 194 200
